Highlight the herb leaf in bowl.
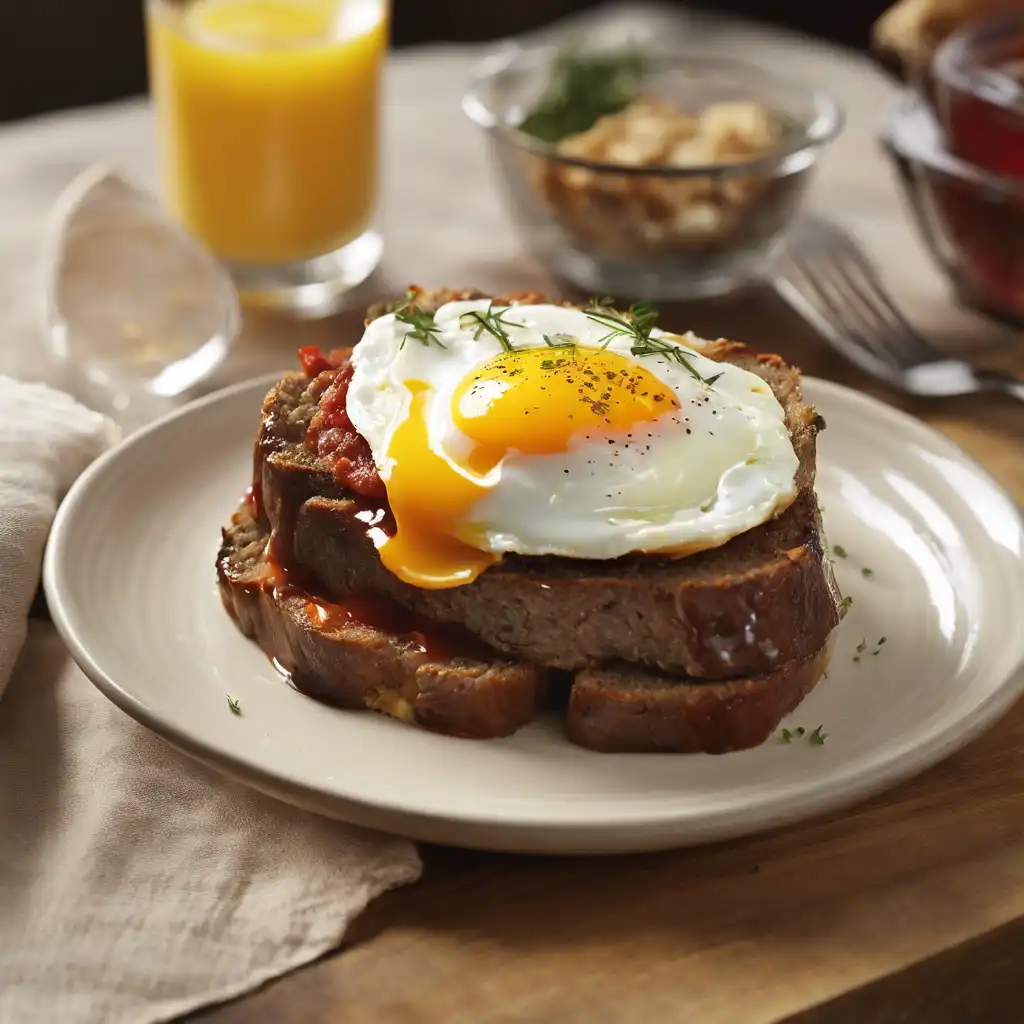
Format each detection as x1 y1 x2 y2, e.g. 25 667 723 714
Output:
518 47 648 143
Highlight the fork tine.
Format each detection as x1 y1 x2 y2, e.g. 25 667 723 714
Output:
800 257 908 368
817 230 938 364
776 252 904 373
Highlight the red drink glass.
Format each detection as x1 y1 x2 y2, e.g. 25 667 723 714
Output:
933 11 1024 180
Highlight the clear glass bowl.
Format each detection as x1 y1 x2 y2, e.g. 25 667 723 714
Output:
463 46 843 300
883 91 1024 328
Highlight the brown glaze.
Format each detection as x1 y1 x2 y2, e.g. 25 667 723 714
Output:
258 510 494 667
218 504 547 739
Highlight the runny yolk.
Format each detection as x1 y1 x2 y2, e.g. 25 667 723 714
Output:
378 382 499 589
378 347 680 589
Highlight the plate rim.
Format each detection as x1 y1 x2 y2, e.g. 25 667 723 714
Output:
42 373 1024 852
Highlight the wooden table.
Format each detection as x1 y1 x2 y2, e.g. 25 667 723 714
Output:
0 5 1020 1021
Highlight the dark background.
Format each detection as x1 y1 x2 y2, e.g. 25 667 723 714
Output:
3 0 891 123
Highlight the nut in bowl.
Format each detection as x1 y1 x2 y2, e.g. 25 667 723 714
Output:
463 45 843 300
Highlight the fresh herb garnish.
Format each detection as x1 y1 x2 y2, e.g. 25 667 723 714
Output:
390 291 446 350
861 566 875 579
584 298 722 388
227 695 242 716
518 47 647 143
460 304 520 352
780 725 823 746
585 297 658 348
832 544 848 559
543 332 578 348
871 636 886 656
840 595 854 612
855 639 867 654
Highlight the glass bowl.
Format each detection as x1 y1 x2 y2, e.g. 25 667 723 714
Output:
462 45 843 300
932 10 1024 179
882 91 1024 328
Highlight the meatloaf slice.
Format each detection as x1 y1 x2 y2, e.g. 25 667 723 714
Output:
568 643 832 754
217 504 547 739
256 329 841 680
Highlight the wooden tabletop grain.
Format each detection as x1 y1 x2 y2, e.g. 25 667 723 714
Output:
188 284 1024 1024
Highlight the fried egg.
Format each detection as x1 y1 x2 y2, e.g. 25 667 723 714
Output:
345 300 798 589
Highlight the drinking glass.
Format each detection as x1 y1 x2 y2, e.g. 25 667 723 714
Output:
146 0 388 316
933 11 1024 179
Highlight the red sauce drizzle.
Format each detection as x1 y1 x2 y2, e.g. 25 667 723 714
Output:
305 364 386 499
298 345 348 378
244 482 263 521
248 346 493 679
261 543 493 662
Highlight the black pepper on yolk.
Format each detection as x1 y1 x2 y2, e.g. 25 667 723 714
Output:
378 347 681 589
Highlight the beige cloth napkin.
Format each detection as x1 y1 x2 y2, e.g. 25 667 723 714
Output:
0 377 422 1024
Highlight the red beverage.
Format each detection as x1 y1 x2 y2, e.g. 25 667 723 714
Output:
884 93 1024 327
934 13 1024 179
913 13 1024 323
944 59 1024 178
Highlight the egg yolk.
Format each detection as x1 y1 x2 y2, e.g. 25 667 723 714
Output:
453 346 679 455
378 347 680 589
377 381 498 589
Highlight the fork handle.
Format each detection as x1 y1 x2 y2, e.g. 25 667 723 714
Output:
977 370 1024 404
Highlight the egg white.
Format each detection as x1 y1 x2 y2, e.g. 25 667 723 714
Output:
346 300 799 560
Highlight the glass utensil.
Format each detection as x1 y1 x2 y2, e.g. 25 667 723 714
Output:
42 163 241 433
933 11 1024 180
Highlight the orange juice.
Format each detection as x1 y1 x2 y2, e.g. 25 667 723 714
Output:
147 0 387 266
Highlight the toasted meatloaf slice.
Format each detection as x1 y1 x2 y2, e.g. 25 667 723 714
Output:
568 643 832 754
217 504 547 739
255 313 841 680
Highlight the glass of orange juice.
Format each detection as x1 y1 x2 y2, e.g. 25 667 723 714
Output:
146 0 388 315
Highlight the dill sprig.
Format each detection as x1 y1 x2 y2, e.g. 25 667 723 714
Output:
584 298 722 388
227 695 242 716
388 290 446 350
459 304 521 352
543 332 578 348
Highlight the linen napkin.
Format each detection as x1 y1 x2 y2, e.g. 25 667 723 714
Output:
0 377 422 1024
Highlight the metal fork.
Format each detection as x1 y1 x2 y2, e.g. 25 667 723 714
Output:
773 221 1024 404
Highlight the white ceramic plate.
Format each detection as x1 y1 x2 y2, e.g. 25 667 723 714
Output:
44 376 1024 854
